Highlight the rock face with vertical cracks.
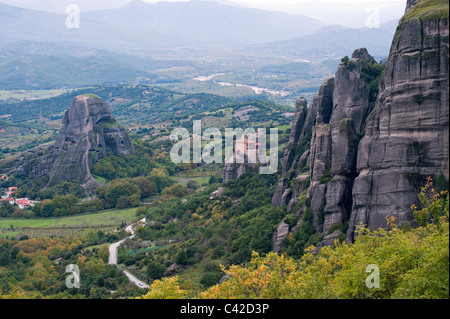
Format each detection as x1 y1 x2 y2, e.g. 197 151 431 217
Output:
271 0 449 251
321 48 377 235
18 95 135 193
347 0 449 241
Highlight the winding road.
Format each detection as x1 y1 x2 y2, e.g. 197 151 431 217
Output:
108 222 150 289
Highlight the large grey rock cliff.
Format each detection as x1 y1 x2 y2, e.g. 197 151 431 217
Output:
348 0 449 241
19 95 135 193
272 81 334 209
271 97 310 207
271 0 449 252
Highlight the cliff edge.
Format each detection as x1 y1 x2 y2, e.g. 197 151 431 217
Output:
271 0 449 252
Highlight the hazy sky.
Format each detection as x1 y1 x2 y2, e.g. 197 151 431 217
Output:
0 0 408 9
143 0 406 3
235 0 406 2
0 0 408 27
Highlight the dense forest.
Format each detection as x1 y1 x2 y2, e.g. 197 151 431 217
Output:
1 178 447 299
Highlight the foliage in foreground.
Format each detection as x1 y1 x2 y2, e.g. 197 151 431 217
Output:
0 236 143 299
137 276 187 300
142 181 449 299
198 219 448 299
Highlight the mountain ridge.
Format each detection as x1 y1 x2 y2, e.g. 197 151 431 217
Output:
0 0 326 51
84 0 326 48
248 19 400 60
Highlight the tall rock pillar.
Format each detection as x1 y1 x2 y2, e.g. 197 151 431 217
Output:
348 1 449 241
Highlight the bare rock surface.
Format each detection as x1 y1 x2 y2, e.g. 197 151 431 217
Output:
18 95 135 193
271 0 449 250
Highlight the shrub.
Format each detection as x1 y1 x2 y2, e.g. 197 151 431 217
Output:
162 184 189 198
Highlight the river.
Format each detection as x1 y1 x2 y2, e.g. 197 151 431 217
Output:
194 73 289 97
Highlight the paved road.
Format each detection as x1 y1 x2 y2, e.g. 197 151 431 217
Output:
108 228 149 289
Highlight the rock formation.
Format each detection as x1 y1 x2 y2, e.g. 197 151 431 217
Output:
272 221 290 254
222 133 260 183
271 97 311 208
271 0 449 252
348 0 449 241
17 95 135 193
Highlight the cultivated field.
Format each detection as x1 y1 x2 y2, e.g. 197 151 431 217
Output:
0 208 138 239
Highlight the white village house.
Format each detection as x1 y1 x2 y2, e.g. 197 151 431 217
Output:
1 186 38 209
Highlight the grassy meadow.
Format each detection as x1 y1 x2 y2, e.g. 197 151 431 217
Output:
0 207 138 239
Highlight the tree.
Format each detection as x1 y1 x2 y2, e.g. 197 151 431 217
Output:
97 179 141 209
209 176 217 184
52 194 78 216
200 179 449 299
162 184 189 198
200 272 223 288
116 194 141 209
40 199 55 217
199 252 298 299
79 198 104 213
98 245 110 263
412 176 449 231
135 177 157 198
147 262 166 280
149 168 171 193
138 276 186 299
0 247 10 266
135 206 147 217
0 201 15 218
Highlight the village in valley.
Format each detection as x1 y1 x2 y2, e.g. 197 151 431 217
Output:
1 174 38 210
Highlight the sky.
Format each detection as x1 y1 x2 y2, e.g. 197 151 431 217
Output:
238 0 406 3
228 0 407 27
0 0 408 28
0 0 408 9
142 0 406 3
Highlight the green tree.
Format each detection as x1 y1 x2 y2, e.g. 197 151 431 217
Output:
52 194 78 216
162 184 189 198
0 201 15 218
98 245 110 263
116 194 141 209
209 176 217 184
147 262 166 280
138 276 186 299
200 179 449 299
97 179 141 209
40 199 55 217
135 177 157 198
412 176 449 231
149 168 171 193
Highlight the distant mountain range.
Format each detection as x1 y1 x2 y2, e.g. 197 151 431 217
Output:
0 0 406 29
0 0 400 55
0 0 130 13
248 20 400 61
0 41 196 89
0 0 400 90
0 2 151 51
240 1 406 29
0 1 326 50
